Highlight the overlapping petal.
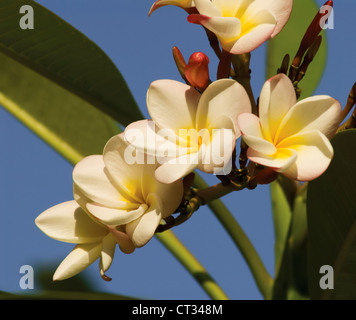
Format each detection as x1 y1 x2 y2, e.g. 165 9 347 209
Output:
126 194 163 248
53 242 103 281
35 201 108 244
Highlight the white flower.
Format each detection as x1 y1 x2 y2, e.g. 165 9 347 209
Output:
125 79 251 184
237 74 341 181
35 133 183 280
188 0 293 54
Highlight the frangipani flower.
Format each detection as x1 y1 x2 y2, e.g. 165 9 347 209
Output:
36 133 183 280
125 79 251 184
188 0 293 54
237 74 341 181
149 0 195 16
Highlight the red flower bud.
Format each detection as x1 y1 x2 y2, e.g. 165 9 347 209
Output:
184 52 210 90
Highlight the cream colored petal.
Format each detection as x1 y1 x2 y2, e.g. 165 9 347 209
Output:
103 133 146 203
86 203 147 226
154 153 199 184
244 0 293 37
195 0 222 16
247 147 297 171
109 227 136 254
126 194 163 248
73 155 130 208
147 79 200 135
276 96 342 143
149 0 195 16
212 0 251 17
125 119 184 162
99 233 116 280
35 201 108 244
53 243 102 281
238 113 276 155
190 15 242 41
196 79 251 131
227 21 275 53
198 127 236 175
277 130 334 181
258 74 296 142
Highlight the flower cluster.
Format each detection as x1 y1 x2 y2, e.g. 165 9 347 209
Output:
36 0 341 281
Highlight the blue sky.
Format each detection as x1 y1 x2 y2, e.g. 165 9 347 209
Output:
0 0 354 300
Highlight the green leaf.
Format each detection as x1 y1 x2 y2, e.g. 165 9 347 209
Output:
0 51 121 163
270 176 295 277
271 179 309 300
0 0 143 127
307 129 356 299
266 0 327 99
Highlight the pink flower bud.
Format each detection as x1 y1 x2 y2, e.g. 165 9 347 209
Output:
184 52 210 90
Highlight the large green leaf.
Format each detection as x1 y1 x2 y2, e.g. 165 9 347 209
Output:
0 51 120 163
307 129 356 299
0 0 143 127
266 0 327 99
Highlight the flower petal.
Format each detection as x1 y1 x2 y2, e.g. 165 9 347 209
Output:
99 233 116 280
258 74 297 142
238 113 276 155
247 147 297 171
103 133 146 203
147 79 200 134
109 227 136 254
149 0 195 16
198 127 236 174
276 95 341 142
126 194 163 248
245 0 293 37
73 155 132 208
196 79 251 132
278 130 334 181
154 152 199 184
86 202 148 226
35 201 108 244
189 15 242 42
143 174 183 219
195 0 222 16
53 243 102 281
125 119 185 161
226 8 275 53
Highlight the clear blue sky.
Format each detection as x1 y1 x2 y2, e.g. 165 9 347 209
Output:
0 0 354 300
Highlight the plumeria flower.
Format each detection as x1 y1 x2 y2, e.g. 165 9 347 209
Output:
35 133 183 281
188 0 293 54
237 74 341 181
149 0 195 16
125 79 251 184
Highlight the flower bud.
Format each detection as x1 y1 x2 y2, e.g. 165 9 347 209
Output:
184 52 210 90
172 46 187 81
292 0 333 68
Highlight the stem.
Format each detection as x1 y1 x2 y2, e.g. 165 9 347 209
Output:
231 54 257 114
194 174 274 299
156 230 229 300
217 50 232 80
